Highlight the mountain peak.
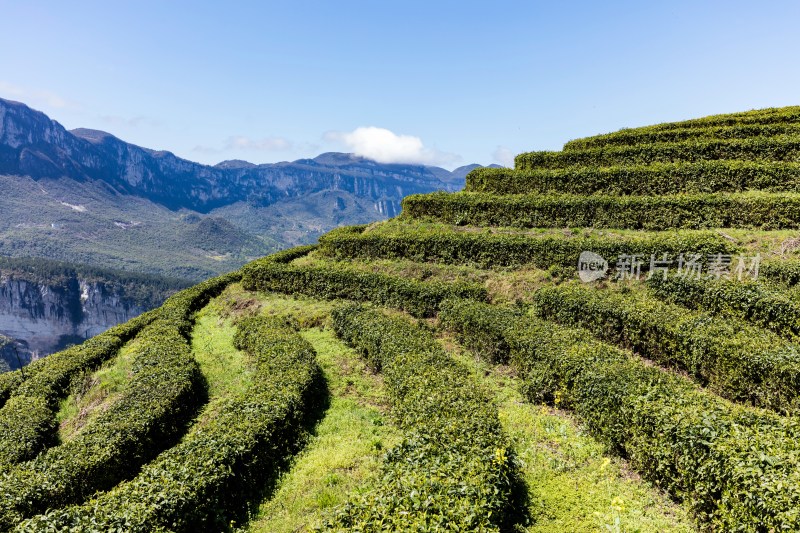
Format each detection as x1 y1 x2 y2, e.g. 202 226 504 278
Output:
214 159 257 169
70 128 119 144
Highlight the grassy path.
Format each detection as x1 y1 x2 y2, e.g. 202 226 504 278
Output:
55 335 141 442
244 327 400 533
440 335 696 532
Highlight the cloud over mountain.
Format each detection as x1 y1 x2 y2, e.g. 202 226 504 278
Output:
325 126 460 167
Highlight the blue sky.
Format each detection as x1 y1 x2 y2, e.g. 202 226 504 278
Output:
2 1 799 169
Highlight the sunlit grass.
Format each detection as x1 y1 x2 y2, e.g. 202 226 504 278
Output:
243 327 400 533
440 334 696 533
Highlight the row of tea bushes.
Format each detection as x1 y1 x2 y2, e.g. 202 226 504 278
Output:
563 122 800 151
0 273 239 530
646 275 800 338
532 284 800 414
401 190 800 230
465 161 800 196
0 311 156 411
318 224 735 270
515 135 800 171
19 315 323 532
0 311 158 468
438 298 800 530
241 260 487 317
761 259 800 287
326 305 518 531
620 106 800 131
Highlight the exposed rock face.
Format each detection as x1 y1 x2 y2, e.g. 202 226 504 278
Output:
0 275 146 369
0 98 465 216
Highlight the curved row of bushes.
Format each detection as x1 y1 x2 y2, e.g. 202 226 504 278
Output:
532 284 800 413
241 260 487 317
631 106 800 131
402 190 800 230
761 259 800 287
0 311 156 410
326 305 518 531
318 224 735 270
19 314 323 533
0 311 158 469
515 135 800 171
646 275 800 339
465 161 800 196
439 298 800 530
564 122 800 151
0 273 238 530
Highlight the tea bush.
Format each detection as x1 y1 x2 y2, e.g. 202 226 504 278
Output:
439 298 800 530
326 305 518 531
532 284 800 413
402 190 800 230
18 315 323 532
241 260 487 317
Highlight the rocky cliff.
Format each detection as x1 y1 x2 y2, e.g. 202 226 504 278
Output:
0 98 465 215
0 275 146 369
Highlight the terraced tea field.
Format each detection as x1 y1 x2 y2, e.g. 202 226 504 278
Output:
4 106 800 531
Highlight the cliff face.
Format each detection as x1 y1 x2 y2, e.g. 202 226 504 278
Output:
0 98 464 215
0 275 147 369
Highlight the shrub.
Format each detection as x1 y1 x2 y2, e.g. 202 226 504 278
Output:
0 272 239 528
0 310 159 468
241 260 487 317
532 284 800 413
563 122 800 151
19 315 323 532
402 190 800 230
318 224 735 270
515 135 800 171
438 298 800 530
465 161 800 196
761 259 800 287
325 305 518 531
646 275 800 338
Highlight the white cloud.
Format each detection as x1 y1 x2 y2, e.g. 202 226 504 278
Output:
325 126 460 166
492 146 515 167
0 81 75 109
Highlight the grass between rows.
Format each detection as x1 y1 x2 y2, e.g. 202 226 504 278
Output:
243 326 401 532
439 334 695 532
55 336 140 442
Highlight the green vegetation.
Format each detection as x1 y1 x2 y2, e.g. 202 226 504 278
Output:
241 259 487 317
646 274 800 338
21 314 323 532
0 256 190 308
319 222 735 269
13 106 800 531
0 273 237 528
563 122 800 150
55 335 143 442
0 175 279 281
440 298 800 530
442 335 694 532
466 161 800 196
533 283 800 413
0 311 155 468
403 190 800 230
190 302 254 399
515 135 800 171
245 327 401 532
326 305 520 531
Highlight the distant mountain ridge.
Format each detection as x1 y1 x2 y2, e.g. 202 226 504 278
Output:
0 97 498 282
0 97 475 216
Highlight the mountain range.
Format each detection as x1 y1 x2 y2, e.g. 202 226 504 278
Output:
0 97 490 280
